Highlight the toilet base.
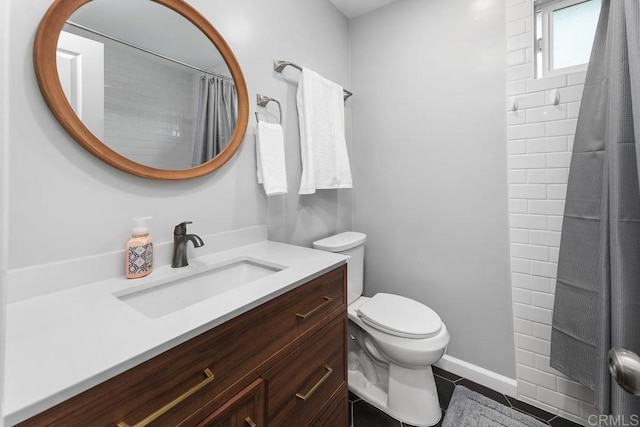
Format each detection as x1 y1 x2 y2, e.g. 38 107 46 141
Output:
349 365 442 427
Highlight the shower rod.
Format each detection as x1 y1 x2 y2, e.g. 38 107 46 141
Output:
64 20 233 82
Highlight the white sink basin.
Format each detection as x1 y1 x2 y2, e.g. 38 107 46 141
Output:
115 257 286 318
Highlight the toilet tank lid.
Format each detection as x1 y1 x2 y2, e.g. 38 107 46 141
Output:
312 232 367 252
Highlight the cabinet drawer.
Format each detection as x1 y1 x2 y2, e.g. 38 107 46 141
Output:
273 265 346 342
19 265 346 427
309 383 349 427
262 316 347 426
197 378 265 427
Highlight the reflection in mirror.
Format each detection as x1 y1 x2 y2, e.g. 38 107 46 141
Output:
57 0 238 170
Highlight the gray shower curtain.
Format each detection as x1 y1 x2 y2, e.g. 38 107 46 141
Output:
191 75 238 166
550 0 640 416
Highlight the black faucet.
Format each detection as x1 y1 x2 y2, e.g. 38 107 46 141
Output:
172 221 204 268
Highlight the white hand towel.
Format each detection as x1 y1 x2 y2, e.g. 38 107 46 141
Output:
256 121 287 196
296 67 353 195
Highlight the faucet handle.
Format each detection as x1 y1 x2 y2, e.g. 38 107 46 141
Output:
174 221 193 236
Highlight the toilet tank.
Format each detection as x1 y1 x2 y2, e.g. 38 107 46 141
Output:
312 232 366 305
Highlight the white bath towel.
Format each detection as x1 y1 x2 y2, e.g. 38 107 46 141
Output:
296 67 353 195
256 121 287 196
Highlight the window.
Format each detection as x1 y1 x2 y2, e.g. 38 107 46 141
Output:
534 0 601 78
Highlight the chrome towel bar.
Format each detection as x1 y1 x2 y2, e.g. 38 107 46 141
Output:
255 94 282 124
273 59 353 100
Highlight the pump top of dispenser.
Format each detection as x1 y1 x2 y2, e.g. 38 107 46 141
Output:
132 217 152 237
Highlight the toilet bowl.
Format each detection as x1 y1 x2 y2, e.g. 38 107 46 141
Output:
313 232 450 427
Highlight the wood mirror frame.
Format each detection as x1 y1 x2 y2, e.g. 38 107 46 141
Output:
33 0 249 180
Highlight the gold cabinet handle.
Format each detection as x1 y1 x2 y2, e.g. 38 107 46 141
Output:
296 296 333 319
245 416 257 427
295 365 333 401
117 368 215 427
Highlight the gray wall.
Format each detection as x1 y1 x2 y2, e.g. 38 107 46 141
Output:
5 0 352 272
350 0 515 378
0 0 9 422
190 1 353 248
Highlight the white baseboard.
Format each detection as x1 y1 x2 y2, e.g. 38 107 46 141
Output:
435 354 518 398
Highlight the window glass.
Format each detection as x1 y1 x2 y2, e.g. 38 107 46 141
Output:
552 0 601 70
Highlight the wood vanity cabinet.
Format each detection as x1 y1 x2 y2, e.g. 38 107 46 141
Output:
196 378 265 427
18 264 348 427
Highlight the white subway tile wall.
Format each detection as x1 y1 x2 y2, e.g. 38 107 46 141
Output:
506 1 596 425
103 39 198 170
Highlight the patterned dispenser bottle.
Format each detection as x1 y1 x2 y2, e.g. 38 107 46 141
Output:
126 217 153 279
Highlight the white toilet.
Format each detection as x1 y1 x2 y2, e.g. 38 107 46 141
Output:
313 232 449 427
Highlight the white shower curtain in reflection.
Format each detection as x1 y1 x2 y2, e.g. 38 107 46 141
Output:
192 75 237 166
550 0 640 417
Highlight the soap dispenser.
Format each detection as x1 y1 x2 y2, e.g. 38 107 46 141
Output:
126 217 153 279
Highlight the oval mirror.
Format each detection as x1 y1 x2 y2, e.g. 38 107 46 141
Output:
34 0 249 180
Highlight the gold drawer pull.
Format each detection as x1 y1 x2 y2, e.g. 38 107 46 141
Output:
296 296 333 319
295 365 334 401
245 416 257 427
117 368 215 427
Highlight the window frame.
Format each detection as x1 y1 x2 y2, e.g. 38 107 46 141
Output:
534 0 598 79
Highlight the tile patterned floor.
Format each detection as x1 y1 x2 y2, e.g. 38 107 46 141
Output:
348 366 583 427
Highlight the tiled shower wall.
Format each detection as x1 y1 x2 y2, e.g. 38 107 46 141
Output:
506 0 598 425
103 40 198 170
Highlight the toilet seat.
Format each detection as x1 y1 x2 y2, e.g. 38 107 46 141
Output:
357 293 442 339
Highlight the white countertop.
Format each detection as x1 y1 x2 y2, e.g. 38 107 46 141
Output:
4 240 346 426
